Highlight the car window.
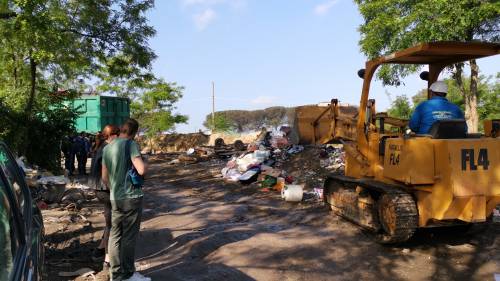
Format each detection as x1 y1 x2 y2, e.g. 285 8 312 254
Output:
0 178 19 281
0 146 26 217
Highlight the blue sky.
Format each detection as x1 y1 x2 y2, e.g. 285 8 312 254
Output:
147 0 499 133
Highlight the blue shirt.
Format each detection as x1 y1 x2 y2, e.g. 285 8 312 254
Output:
409 96 465 134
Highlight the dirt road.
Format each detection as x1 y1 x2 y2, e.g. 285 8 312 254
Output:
44 154 500 281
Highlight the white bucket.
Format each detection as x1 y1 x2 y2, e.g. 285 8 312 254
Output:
281 185 303 202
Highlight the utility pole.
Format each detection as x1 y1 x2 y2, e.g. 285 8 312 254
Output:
211 81 215 131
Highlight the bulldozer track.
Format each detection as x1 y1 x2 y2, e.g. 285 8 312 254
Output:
324 174 418 244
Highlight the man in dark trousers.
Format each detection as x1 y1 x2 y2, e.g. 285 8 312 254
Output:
70 134 85 176
76 132 90 175
102 119 148 281
61 135 74 175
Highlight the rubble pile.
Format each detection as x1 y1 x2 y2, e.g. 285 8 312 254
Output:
138 132 210 154
17 157 96 211
209 131 261 146
319 144 345 172
218 126 346 203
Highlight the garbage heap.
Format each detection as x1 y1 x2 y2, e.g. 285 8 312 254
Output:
19 157 95 210
168 138 249 165
220 126 346 203
221 126 296 184
319 144 345 172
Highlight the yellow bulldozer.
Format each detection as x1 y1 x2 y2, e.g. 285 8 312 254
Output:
302 41 500 243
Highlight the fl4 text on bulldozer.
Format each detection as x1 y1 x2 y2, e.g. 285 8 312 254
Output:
310 41 499 243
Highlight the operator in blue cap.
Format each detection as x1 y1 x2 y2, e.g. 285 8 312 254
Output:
409 81 466 134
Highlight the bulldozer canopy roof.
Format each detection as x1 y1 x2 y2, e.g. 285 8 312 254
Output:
371 41 500 66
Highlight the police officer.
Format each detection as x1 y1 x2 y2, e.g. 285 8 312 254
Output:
409 81 466 134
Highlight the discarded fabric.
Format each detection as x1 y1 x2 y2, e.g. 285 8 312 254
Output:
36 176 69 185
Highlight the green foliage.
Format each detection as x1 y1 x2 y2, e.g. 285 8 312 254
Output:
204 107 295 132
477 74 500 121
25 105 78 171
0 0 158 170
0 99 78 171
389 74 500 127
355 0 499 132
355 0 499 85
131 79 188 137
387 95 412 119
204 113 235 133
411 89 427 107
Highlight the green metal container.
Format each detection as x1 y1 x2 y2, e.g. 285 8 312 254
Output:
68 95 130 133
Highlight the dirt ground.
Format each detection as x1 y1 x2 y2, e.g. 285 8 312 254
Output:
43 153 500 281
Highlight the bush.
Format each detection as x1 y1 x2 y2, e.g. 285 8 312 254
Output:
0 100 78 172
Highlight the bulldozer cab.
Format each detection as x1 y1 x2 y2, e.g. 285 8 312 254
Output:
358 41 499 143
295 42 499 146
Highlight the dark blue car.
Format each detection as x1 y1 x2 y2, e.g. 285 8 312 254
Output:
0 142 44 281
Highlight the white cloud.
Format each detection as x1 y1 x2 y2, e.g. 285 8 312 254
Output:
250 96 277 105
182 0 246 9
314 0 340 16
181 0 246 30
193 8 217 30
182 0 225 6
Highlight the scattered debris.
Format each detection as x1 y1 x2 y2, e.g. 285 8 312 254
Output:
61 188 86 205
137 132 210 153
37 176 70 185
58 267 95 277
214 126 346 204
319 145 345 171
40 183 67 204
16 156 33 173
493 207 500 223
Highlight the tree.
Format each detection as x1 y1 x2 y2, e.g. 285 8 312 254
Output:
387 95 412 119
355 0 500 132
205 107 295 132
131 79 188 138
479 73 500 121
203 113 234 133
0 0 155 115
0 0 158 169
393 73 499 132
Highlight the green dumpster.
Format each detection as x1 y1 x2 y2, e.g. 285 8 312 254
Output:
67 95 130 133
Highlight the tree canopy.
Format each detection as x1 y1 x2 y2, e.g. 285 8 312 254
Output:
0 0 186 170
355 0 500 132
203 107 296 133
131 79 188 137
387 74 499 132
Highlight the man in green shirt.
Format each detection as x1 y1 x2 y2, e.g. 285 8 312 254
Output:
102 118 148 281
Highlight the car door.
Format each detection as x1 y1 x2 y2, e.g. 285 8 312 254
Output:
0 143 38 281
0 173 22 281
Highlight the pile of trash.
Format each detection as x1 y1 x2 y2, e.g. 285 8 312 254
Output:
139 132 210 154
219 126 312 202
218 125 348 204
319 144 345 172
17 157 95 210
33 177 94 210
209 131 261 146
167 140 249 165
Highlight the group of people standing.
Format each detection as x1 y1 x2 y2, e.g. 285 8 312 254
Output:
85 118 149 281
62 133 92 176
